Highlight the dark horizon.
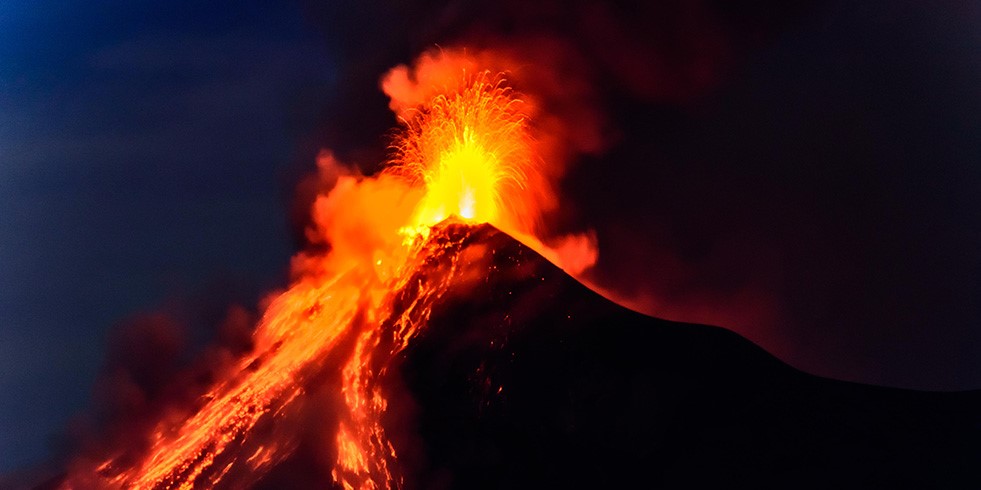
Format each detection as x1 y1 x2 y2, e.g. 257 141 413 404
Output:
1 0 978 474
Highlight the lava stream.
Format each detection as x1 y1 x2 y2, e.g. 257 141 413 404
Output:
65 52 587 490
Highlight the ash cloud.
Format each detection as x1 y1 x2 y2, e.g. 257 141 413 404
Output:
298 0 981 389
295 0 804 348
44 296 263 485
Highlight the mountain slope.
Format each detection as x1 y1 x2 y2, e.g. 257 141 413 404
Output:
391 223 980 489
24 223 972 489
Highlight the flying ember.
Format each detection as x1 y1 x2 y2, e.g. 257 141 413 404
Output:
391 72 531 234
64 51 583 490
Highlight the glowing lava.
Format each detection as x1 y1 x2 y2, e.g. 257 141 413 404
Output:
392 73 530 233
63 52 571 490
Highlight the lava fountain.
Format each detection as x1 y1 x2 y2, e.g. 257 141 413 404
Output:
64 51 593 489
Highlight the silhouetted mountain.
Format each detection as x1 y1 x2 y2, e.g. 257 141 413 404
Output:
25 223 975 490
387 223 981 489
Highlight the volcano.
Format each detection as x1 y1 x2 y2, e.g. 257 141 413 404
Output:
79 221 975 490
33 224 981 490
28 50 980 489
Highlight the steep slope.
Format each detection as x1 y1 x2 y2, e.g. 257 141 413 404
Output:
26 222 977 490
388 223 980 489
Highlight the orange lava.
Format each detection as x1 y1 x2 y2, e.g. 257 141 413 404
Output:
64 51 595 489
390 71 531 234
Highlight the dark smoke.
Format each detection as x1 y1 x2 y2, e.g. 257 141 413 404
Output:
296 0 981 390
292 0 813 361
40 290 264 485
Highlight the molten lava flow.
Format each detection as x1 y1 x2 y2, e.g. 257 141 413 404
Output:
65 52 588 489
330 69 540 490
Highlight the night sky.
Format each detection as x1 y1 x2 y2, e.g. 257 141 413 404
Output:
0 0 333 471
1 0 978 475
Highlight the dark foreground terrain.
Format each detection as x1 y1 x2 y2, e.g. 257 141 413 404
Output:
388 224 980 489
20 224 980 489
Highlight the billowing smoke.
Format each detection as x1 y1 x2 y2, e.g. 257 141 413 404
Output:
298 0 981 390
292 0 812 371
49 300 260 481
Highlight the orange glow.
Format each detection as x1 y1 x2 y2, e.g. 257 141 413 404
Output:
389 72 530 233
64 50 597 489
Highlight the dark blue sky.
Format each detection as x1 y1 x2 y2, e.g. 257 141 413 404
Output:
0 0 333 470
